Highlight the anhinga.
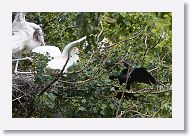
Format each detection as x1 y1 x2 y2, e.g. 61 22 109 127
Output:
109 60 156 99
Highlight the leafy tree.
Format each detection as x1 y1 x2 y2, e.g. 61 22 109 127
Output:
12 12 172 118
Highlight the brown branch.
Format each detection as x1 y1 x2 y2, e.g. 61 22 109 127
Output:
96 14 106 44
141 34 148 63
38 55 70 96
27 55 70 117
123 88 171 94
117 111 126 118
116 62 131 117
127 109 151 118
152 107 162 117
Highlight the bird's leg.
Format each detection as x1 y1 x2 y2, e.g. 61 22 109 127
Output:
14 60 19 73
12 56 33 62
12 57 33 74
15 71 34 74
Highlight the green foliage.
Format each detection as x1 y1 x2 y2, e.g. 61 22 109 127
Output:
15 12 172 118
31 53 53 85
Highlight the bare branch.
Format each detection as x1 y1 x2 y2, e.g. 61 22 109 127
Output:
116 60 131 117
96 14 106 44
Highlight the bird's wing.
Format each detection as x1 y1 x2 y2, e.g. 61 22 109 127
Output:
32 46 62 58
26 22 42 31
130 68 156 84
46 55 79 75
47 56 66 70
61 36 86 58
12 30 29 42
45 56 69 75
12 30 32 55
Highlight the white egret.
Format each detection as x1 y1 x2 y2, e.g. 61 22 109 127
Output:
32 36 86 75
12 12 45 74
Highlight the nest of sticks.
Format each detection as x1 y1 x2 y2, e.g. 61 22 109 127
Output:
12 73 39 117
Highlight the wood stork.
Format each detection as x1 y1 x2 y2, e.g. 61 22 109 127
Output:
32 36 86 75
12 12 45 74
109 60 156 90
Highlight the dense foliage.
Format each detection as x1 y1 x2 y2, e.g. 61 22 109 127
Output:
12 12 172 118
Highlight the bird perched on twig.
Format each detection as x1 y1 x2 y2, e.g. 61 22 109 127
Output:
12 12 45 74
109 60 156 90
32 36 86 75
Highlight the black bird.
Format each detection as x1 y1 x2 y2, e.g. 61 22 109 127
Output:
109 60 156 90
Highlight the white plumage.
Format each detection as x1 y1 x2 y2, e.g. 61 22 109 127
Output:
12 12 45 73
12 12 43 35
32 36 86 75
32 45 61 59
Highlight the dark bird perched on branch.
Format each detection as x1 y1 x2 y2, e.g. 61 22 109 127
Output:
109 60 156 90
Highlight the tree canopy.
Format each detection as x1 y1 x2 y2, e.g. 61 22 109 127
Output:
12 12 172 118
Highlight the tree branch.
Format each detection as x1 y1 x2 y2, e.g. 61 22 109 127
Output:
116 62 131 117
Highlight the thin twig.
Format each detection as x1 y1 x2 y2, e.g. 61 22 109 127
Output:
152 107 162 117
117 111 126 118
102 26 146 50
116 62 131 117
96 14 106 44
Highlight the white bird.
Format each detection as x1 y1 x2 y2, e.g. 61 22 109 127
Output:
32 36 86 75
12 12 45 74
32 45 61 59
12 12 43 35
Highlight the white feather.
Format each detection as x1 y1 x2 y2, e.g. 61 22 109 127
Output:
32 45 61 58
33 36 86 75
12 12 45 73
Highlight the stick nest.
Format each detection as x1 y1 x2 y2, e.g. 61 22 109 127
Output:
12 73 39 117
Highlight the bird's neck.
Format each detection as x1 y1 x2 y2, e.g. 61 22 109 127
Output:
61 36 86 57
